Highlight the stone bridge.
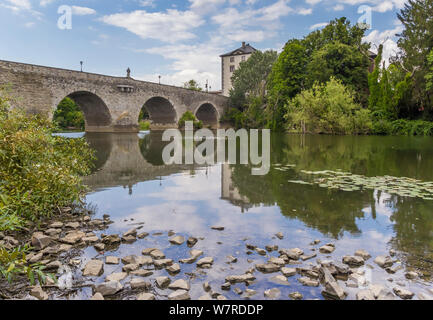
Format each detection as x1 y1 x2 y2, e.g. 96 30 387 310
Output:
0 60 229 132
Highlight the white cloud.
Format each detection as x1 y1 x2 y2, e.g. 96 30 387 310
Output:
71 6 96 16
363 25 403 65
101 9 204 43
309 22 328 30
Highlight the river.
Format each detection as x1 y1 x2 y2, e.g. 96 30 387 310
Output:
59 131 433 300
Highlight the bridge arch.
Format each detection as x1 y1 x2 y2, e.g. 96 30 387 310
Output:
194 102 219 127
142 96 177 127
54 91 112 132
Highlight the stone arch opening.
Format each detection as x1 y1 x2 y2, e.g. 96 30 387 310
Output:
55 91 111 131
142 97 177 126
195 103 218 127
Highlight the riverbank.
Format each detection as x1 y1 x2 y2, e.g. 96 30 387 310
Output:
1 204 432 300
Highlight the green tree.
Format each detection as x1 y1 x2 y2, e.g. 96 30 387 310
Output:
53 97 85 130
306 41 370 103
183 79 202 91
178 111 203 129
285 77 372 135
396 0 433 118
229 50 278 109
267 39 308 130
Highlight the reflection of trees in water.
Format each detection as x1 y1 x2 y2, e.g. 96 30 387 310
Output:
230 164 369 238
273 134 433 180
388 196 433 278
84 133 113 172
230 134 433 273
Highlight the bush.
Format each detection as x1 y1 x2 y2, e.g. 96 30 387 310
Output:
0 245 55 285
371 118 433 136
0 88 95 230
139 120 150 131
178 111 203 129
285 77 372 135
53 97 85 131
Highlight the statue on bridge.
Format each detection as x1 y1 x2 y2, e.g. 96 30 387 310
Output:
126 67 131 78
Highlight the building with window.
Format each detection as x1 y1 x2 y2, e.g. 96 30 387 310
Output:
220 42 257 96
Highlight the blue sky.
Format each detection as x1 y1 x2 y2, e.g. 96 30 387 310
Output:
0 0 406 90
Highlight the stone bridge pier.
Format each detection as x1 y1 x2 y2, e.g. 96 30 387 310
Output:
0 60 229 132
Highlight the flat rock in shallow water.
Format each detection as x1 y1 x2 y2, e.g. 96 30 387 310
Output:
374 255 393 268
90 293 104 300
155 276 171 288
130 278 151 290
319 245 335 254
298 277 319 287
211 226 224 231
197 257 214 267
166 263 181 274
268 257 285 266
289 292 303 300
83 259 104 276
169 235 185 245
168 290 190 300
150 249 165 259
356 289 375 300
137 293 155 300
169 279 190 291
154 259 174 268
225 274 256 283
255 263 280 273
281 267 297 277
393 287 414 300
279 248 303 260
354 250 371 260
264 288 281 299
123 263 140 272
95 281 123 296
130 269 153 277
187 237 198 247
106 272 128 282
342 255 364 267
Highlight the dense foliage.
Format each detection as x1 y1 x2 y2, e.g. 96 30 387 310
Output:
0 89 94 230
226 7 433 135
0 245 54 285
285 78 372 135
178 111 203 129
53 97 85 131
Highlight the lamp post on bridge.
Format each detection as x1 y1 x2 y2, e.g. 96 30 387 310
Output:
80 61 83 72
158 75 161 85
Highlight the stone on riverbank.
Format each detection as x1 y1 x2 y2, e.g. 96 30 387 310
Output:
211 226 224 231
264 288 281 299
29 286 48 300
137 293 155 300
31 232 52 250
106 272 128 282
255 263 280 273
130 278 151 290
169 235 185 245
166 263 181 274
91 293 104 300
168 290 190 300
354 250 371 260
319 245 335 254
225 274 256 283
95 281 123 296
342 255 364 267
83 259 104 276
197 257 214 267
298 277 319 287
374 255 393 268
281 267 297 277
279 248 303 260
393 287 414 300
105 256 119 265
155 276 171 288
289 292 303 300
169 279 190 291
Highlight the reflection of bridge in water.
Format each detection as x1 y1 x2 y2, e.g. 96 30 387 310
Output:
83 133 196 192
83 132 253 209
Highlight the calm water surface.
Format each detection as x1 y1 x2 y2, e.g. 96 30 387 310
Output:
65 132 433 300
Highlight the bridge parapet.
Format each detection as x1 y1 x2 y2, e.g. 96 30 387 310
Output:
0 59 229 132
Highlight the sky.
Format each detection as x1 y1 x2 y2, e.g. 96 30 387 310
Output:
0 0 407 91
